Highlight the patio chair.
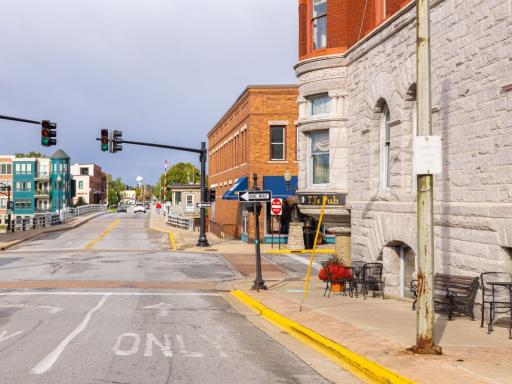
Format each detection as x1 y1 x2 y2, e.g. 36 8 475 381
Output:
361 263 385 299
350 261 366 297
480 272 512 328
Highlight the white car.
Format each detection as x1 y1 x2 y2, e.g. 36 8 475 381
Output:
133 203 146 213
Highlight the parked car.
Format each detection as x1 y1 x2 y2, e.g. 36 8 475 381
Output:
116 205 127 213
134 203 146 213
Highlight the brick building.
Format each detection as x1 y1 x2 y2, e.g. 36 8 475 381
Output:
70 163 107 205
208 85 299 243
295 0 512 298
0 156 14 230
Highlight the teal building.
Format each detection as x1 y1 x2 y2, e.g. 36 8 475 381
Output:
50 149 71 212
12 158 37 217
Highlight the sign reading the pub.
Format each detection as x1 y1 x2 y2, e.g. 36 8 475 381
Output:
298 193 346 207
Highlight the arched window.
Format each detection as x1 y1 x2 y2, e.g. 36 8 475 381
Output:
380 104 391 190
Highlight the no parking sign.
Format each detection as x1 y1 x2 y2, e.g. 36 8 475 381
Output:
270 198 283 216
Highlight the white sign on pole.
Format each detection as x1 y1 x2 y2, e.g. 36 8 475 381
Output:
270 198 283 216
414 136 442 175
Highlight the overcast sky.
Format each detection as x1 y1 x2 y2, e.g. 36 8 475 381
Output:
0 0 298 186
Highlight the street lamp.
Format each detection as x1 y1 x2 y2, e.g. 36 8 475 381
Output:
0 182 12 232
284 169 292 192
57 175 62 214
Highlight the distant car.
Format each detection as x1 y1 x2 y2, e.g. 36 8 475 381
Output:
116 205 127 213
134 203 146 213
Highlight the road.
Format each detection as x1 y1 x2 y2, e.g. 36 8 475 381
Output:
0 211 358 384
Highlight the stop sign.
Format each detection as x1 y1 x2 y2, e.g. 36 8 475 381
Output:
271 198 283 215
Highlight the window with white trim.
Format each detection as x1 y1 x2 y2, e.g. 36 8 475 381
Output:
309 130 330 185
309 94 331 116
185 194 194 212
380 104 391 190
0 163 12 174
270 126 285 160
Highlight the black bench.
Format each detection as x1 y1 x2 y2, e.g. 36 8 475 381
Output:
411 273 479 320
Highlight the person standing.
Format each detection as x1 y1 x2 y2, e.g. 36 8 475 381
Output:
155 201 162 215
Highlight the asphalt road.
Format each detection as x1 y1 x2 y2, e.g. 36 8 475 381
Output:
0 211 339 384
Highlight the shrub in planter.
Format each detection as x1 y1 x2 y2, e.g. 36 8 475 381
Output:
318 257 352 281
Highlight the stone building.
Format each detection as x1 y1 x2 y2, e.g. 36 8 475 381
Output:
295 0 511 298
208 85 299 243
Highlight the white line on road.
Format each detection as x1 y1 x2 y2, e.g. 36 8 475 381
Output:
31 294 110 375
1 292 220 297
285 254 323 270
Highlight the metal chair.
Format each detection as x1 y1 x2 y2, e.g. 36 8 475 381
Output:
349 261 366 297
361 263 385 299
480 272 512 328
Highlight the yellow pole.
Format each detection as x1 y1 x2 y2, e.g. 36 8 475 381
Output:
299 195 327 311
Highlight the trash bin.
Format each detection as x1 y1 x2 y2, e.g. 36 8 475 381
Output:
303 227 315 249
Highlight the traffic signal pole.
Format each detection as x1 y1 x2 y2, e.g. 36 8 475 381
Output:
0 114 57 147
96 136 210 247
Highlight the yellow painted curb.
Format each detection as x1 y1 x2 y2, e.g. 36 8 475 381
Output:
84 219 121 250
231 290 416 384
265 249 335 255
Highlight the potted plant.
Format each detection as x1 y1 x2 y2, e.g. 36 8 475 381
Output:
319 255 352 292
286 195 300 222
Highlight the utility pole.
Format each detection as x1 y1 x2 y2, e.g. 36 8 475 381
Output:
411 0 442 355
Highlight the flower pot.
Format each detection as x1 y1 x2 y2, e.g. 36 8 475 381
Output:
330 282 344 292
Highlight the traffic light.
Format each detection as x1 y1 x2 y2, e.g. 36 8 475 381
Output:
100 129 109 151
110 130 123 153
41 120 57 147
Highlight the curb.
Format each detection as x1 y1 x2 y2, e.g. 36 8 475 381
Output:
265 249 335 255
0 211 108 251
231 290 416 384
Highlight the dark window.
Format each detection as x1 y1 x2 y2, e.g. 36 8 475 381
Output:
80 167 89 175
270 126 285 160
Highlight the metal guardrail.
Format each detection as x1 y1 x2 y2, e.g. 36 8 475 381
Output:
5 204 107 233
166 213 194 231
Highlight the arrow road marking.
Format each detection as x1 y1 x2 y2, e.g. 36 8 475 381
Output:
143 302 174 317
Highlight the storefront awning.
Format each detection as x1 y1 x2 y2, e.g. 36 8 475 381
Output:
222 177 248 200
262 176 298 199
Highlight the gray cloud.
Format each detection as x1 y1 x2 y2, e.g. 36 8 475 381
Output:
0 0 297 184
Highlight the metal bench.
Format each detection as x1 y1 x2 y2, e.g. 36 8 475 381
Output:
411 273 479 320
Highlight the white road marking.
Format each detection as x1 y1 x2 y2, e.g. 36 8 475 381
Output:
113 333 141 356
144 333 173 357
143 302 174 317
285 254 323 270
1 292 219 297
31 294 110 375
176 334 204 358
0 330 23 344
0 303 63 314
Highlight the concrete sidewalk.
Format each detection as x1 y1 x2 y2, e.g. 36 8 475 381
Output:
232 279 512 384
0 211 108 250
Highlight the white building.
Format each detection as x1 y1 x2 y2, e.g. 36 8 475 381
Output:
70 163 106 205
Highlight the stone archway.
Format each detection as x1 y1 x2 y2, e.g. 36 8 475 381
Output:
381 241 416 298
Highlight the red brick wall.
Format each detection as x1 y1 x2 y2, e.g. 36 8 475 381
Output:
298 0 411 61
207 86 298 241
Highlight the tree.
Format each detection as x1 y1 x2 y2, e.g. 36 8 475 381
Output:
75 197 86 207
15 152 45 158
154 162 200 202
106 174 127 206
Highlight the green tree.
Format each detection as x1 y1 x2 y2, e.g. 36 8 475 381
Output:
106 174 127 206
15 152 45 158
154 162 200 202
75 197 86 207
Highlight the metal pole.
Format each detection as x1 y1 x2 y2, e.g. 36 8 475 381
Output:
251 173 267 291
196 142 209 247
411 0 441 355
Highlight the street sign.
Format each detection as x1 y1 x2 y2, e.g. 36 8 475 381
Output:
414 135 442 175
238 190 272 202
196 202 212 208
271 198 283 216
7 201 14 211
